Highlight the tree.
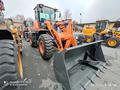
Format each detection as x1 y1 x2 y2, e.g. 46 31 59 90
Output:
63 9 72 19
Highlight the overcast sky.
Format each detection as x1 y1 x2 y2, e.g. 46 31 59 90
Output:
3 0 120 23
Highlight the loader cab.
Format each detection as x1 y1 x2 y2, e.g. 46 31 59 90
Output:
96 20 109 32
24 20 33 32
24 21 33 27
34 4 61 28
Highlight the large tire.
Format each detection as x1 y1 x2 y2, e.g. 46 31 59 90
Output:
38 34 55 60
0 40 21 90
106 37 119 48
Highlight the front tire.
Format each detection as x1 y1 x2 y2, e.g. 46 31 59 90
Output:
106 37 119 48
38 34 55 60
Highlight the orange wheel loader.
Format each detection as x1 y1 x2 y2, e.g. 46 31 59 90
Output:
29 4 107 90
29 4 77 60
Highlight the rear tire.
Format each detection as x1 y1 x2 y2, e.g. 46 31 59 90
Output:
29 38 36 47
106 37 119 48
0 40 22 90
38 34 55 60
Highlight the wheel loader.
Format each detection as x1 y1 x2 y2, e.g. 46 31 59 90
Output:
74 26 96 44
77 20 120 48
29 4 106 90
0 1 23 90
95 20 120 48
23 20 33 41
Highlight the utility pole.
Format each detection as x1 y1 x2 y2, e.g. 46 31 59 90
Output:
80 13 82 24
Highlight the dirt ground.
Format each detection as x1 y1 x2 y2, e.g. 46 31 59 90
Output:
87 46 120 90
22 40 120 90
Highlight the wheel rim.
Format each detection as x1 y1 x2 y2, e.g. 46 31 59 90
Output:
108 39 117 47
39 41 45 55
18 50 23 79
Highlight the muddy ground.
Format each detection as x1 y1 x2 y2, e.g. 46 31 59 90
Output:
22 40 120 90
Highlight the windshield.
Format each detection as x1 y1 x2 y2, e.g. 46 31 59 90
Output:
39 7 55 22
96 21 108 31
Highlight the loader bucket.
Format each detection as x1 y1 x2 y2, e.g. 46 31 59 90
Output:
53 40 106 90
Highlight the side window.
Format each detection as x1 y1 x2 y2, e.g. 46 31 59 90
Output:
51 13 55 20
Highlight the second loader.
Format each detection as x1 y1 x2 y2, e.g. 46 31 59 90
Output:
95 20 120 48
30 4 107 90
77 20 120 48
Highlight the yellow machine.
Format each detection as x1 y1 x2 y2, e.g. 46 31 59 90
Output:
78 20 120 48
6 19 23 52
82 26 96 42
74 26 96 44
96 20 120 48
0 1 23 90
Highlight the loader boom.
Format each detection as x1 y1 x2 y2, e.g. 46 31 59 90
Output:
44 19 77 51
